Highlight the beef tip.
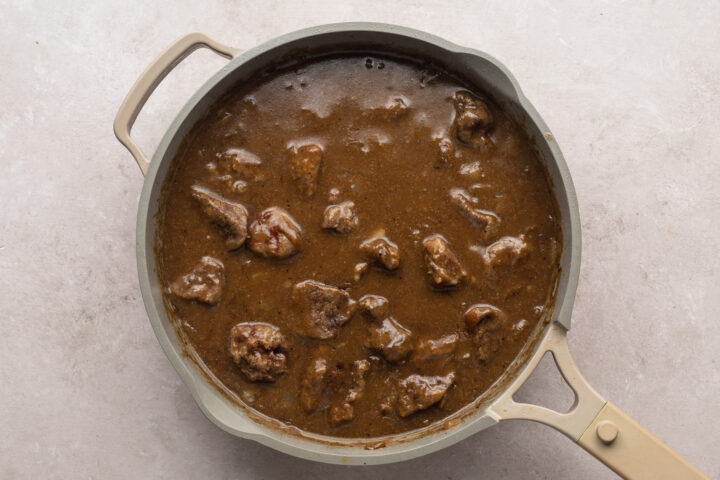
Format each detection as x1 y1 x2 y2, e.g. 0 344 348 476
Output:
358 294 390 320
450 188 500 230
481 235 529 267
464 304 507 362
414 333 459 361
360 235 401 271
300 353 329 413
248 207 302 259
422 234 467 287
453 90 493 147
322 201 358 234
367 317 413 363
287 144 323 197
229 322 288 382
329 360 371 425
397 373 455 417
292 280 357 339
170 256 225 305
221 148 264 181
191 186 248 250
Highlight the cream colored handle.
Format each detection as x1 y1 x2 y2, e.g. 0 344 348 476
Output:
578 402 708 479
113 33 241 175
489 323 708 479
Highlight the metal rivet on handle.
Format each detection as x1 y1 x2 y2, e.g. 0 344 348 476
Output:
596 420 619 444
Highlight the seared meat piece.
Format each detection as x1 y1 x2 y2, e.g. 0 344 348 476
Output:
300 352 329 413
450 188 500 230
358 294 390 320
422 234 467 287
414 334 459 361
481 235 529 267
322 201 358 234
464 304 507 362
367 317 413 363
360 235 400 271
229 322 288 382
329 359 371 425
170 256 225 305
191 186 249 250
248 207 303 259
397 373 455 417
292 280 357 339
453 90 493 147
287 144 323 197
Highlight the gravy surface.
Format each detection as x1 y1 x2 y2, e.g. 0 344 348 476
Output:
158 55 561 437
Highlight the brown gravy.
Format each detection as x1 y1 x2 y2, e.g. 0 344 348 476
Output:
157 54 561 437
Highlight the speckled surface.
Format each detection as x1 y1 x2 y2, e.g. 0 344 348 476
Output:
2 1 719 478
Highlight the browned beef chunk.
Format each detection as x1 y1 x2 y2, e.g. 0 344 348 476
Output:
300 352 329 413
449 188 500 230
481 235 529 267
287 144 323 197
229 322 288 382
464 304 507 362
360 235 400 271
322 201 358 234
422 234 467 287
396 373 455 417
292 280 357 339
414 334 459 361
367 317 413 363
248 207 302 259
191 186 248 250
170 256 225 305
329 360 371 425
358 294 390 320
453 91 493 147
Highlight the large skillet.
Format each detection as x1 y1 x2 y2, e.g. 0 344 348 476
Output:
114 23 707 478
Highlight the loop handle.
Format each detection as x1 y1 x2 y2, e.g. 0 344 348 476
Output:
489 323 708 479
113 33 240 175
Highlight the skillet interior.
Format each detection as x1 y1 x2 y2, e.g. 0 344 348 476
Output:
136 24 580 463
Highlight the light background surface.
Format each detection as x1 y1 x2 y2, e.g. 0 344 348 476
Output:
2 1 719 478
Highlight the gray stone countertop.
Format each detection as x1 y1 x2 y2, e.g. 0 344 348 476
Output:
1 1 718 478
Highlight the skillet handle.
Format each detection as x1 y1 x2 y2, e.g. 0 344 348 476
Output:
489 323 708 479
113 33 241 175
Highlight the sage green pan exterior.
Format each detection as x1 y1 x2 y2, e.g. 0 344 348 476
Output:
115 23 708 478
